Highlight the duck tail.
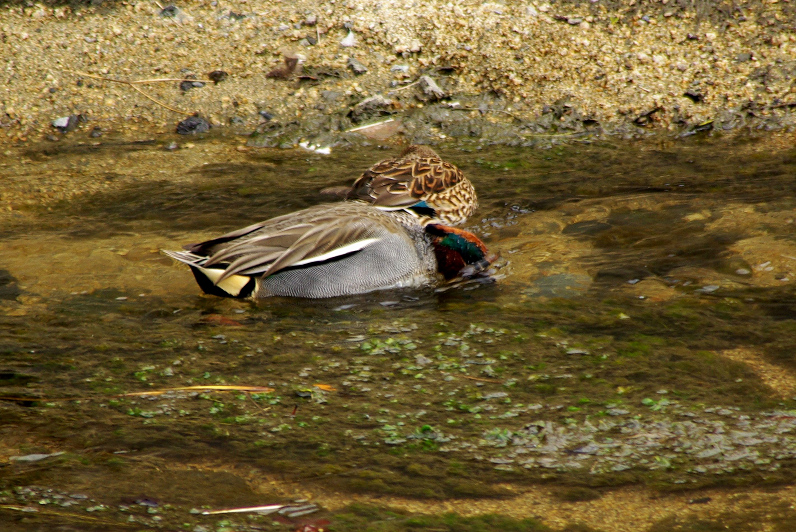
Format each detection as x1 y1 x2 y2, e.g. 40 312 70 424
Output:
162 250 255 298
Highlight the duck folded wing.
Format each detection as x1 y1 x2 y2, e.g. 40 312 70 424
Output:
348 157 464 209
347 160 418 207
190 215 384 284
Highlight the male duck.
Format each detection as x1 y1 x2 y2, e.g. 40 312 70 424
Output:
164 201 494 299
343 145 478 226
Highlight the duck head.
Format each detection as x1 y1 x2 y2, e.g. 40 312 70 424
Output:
425 223 496 280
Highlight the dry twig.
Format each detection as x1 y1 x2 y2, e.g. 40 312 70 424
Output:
63 69 207 115
119 385 275 397
0 385 275 404
387 79 422 93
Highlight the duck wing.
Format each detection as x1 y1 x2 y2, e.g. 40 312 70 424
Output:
186 210 390 284
347 153 465 209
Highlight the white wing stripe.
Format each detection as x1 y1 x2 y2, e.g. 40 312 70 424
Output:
291 238 380 267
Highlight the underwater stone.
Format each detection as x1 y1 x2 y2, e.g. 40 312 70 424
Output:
176 114 210 135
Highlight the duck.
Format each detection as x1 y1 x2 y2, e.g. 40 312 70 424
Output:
164 201 495 299
340 144 478 226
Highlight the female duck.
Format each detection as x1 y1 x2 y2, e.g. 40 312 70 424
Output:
164 201 494 299
341 145 478 226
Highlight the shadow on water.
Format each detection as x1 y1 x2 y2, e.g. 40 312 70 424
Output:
1 134 795 531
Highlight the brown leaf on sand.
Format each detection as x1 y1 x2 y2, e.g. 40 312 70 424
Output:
267 51 302 79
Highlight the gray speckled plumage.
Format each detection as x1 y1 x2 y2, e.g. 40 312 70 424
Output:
164 202 442 298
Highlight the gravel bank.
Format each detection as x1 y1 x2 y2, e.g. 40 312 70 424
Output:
1 0 796 145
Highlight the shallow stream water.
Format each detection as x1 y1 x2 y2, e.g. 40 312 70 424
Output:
1 134 795 531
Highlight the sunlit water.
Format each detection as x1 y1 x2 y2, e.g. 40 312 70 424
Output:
1 134 795 530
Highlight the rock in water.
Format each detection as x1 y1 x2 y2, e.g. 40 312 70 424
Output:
52 114 84 133
176 115 211 135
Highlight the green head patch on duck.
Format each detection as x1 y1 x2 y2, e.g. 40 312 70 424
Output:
425 223 495 280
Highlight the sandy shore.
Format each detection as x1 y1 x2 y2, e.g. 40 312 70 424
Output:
1 0 795 145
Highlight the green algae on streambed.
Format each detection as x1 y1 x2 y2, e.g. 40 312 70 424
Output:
1 134 795 531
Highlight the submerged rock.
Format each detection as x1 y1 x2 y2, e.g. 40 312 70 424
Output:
247 121 302 148
176 114 210 135
51 114 85 133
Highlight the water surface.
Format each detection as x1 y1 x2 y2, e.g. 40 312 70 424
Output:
1 134 795 531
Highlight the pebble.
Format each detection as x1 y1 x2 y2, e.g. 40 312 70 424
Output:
179 80 205 92
207 70 228 84
418 75 445 100
565 348 589 355
10 452 65 462
351 95 394 122
340 30 357 47
51 114 83 133
415 355 432 366
697 285 720 294
159 5 179 18
347 57 368 75
175 115 211 135
51 116 71 131
684 89 704 103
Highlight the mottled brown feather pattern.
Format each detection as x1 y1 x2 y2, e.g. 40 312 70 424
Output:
346 145 477 225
